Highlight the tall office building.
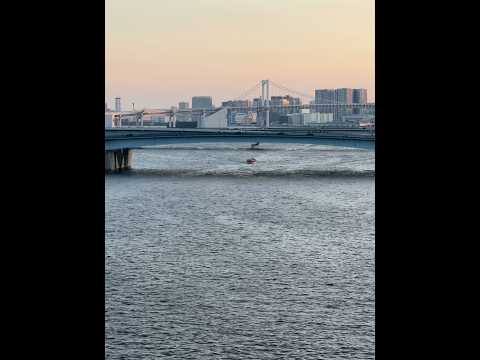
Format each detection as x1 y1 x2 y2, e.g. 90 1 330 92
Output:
114 97 121 112
269 95 301 114
315 89 336 104
270 96 288 116
352 89 368 104
335 88 353 104
192 96 213 109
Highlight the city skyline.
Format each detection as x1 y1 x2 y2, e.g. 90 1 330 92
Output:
106 86 372 112
106 0 375 109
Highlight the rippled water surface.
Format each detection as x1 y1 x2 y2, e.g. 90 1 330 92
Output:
106 143 375 359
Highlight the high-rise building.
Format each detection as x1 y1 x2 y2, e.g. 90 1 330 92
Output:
178 102 189 110
221 100 251 108
353 89 368 104
114 97 121 112
334 88 353 104
315 89 336 104
192 96 213 109
270 95 300 115
285 95 301 114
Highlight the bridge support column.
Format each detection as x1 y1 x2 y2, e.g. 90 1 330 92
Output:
105 149 132 172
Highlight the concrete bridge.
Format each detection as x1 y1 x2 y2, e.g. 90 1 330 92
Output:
105 127 375 172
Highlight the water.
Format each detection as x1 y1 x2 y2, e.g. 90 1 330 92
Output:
105 143 375 359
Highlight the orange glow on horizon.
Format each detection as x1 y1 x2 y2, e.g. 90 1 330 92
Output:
106 0 374 109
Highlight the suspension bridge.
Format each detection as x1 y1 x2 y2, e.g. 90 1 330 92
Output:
105 80 374 171
107 79 375 128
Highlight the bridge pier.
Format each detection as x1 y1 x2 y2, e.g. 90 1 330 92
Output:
105 149 132 172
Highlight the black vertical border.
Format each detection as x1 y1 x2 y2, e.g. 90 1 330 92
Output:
5 1 106 358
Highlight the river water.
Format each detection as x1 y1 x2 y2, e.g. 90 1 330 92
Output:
105 143 375 359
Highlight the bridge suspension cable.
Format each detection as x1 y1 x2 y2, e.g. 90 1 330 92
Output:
232 81 261 101
269 80 315 100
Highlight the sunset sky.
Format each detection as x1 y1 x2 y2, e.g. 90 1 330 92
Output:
106 0 374 110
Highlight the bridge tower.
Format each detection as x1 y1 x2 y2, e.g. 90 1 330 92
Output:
261 79 270 128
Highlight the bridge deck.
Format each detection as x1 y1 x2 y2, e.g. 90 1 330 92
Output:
105 128 375 151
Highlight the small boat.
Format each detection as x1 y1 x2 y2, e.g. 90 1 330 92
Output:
246 158 256 164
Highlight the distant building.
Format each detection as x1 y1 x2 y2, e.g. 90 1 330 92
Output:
353 89 368 104
177 102 191 122
351 89 368 114
221 100 251 108
287 113 304 127
178 102 189 110
286 112 333 127
192 97 213 123
150 115 167 125
335 88 353 104
234 112 257 125
175 112 192 122
252 98 262 108
284 95 301 114
198 108 228 128
105 113 115 128
366 103 375 115
314 88 368 120
269 95 300 115
315 89 335 104
267 112 288 127
304 112 334 125
117 113 138 126
222 100 252 126
192 96 213 109
284 95 301 106
114 97 121 112
270 96 286 107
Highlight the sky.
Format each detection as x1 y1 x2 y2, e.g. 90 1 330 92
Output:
106 0 374 110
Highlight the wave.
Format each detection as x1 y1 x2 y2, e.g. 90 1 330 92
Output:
108 168 375 178
138 146 369 152
138 146 273 151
